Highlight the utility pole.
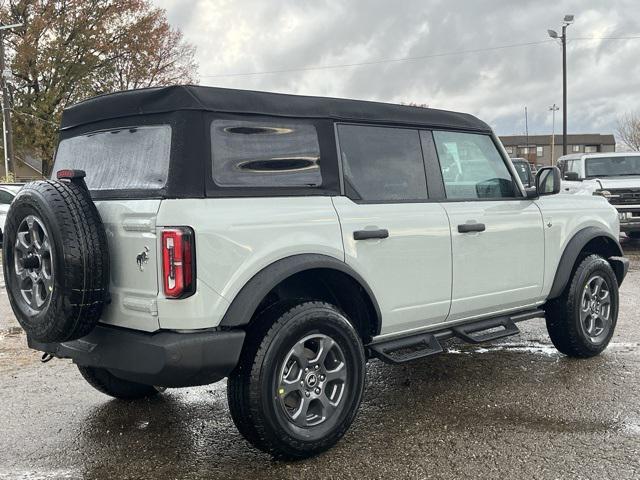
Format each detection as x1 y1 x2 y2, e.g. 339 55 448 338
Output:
548 15 574 157
561 23 568 156
524 106 530 164
549 104 559 165
0 23 23 179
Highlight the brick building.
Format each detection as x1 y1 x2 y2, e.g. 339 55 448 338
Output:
499 134 616 166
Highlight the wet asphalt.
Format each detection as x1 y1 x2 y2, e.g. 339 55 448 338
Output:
0 241 639 480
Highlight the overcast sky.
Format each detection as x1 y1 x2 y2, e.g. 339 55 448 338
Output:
154 0 640 138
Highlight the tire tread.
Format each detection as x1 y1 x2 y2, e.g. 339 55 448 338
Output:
227 301 365 459
545 254 618 358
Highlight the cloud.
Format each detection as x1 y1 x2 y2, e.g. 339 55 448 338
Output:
154 0 640 138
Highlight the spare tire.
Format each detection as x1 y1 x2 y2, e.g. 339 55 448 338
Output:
2 176 109 342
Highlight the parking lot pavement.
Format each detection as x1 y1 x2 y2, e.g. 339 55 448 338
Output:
0 242 639 480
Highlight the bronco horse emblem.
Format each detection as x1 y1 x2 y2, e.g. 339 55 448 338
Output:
136 246 150 272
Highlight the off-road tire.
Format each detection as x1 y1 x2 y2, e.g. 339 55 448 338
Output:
545 254 619 358
78 366 160 400
2 179 109 343
227 301 366 459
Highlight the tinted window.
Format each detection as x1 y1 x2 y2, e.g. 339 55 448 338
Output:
565 159 580 176
433 131 517 199
557 159 566 175
54 126 171 190
586 156 640 177
0 190 14 204
211 119 321 187
337 124 427 201
513 161 532 186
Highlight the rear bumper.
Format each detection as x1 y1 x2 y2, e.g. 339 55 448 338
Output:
28 325 245 388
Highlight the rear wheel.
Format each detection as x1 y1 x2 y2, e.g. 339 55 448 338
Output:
227 301 366 459
545 254 619 358
78 366 161 400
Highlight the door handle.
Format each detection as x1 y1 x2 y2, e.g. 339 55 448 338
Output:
458 223 486 233
353 229 389 240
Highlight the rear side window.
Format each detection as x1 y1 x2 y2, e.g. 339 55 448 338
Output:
513 162 532 186
0 190 13 204
433 131 517 199
337 124 427 201
211 119 322 187
565 159 579 175
54 125 171 191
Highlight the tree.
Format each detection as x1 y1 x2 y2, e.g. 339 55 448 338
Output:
616 112 640 152
0 0 198 175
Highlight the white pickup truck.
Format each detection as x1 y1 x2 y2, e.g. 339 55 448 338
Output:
558 152 640 238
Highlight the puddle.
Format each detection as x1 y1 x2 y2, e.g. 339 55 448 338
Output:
0 470 81 480
621 419 640 436
446 341 639 357
0 326 24 337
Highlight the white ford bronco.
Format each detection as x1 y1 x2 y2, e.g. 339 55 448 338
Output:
2 86 629 459
558 151 640 238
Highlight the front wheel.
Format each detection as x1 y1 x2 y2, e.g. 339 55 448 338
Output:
227 301 366 459
545 254 619 358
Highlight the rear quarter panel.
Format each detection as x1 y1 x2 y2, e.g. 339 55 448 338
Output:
95 200 162 332
155 197 344 329
535 194 620 298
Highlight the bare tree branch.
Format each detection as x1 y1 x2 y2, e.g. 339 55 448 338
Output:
616 112 640 152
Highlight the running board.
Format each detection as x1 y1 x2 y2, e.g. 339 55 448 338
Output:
451 317 519 344
369 333 443 364
369 308 544 364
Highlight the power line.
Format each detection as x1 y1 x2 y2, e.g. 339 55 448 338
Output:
201 40 555 78
10 109 58 126
572 35 640 40
200 35 640 79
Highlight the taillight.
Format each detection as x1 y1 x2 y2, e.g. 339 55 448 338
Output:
161 227 196 299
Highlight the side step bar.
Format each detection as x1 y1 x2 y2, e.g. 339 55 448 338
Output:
452 317 518 344
368 333 443 364
369 308 545 364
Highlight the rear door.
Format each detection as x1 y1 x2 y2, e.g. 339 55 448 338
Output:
432 130 545 321
53 125 173 331
332 124 452 336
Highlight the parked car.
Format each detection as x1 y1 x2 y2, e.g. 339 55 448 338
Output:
0 183 24 245
510 157 534 187
2 86 628 459
558 152 640 238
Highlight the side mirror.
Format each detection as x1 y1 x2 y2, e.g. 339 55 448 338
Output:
536 166 562 196
564 171 580 181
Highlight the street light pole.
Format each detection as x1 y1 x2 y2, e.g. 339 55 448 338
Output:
548 15 574 157
0 23 23 179
561 23 568 156
549 104 559 165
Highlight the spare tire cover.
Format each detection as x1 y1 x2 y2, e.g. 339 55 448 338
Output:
2 179 110 342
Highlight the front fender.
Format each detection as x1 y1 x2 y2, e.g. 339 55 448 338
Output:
548 226 624 299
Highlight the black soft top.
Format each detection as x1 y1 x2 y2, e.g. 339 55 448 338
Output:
61 85 491 133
